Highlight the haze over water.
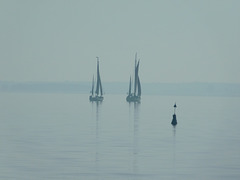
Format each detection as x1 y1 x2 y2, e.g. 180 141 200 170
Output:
1 92 239 180
1 1 240 179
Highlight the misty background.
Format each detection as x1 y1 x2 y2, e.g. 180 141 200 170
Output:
1 2 240 179
1 0 240 92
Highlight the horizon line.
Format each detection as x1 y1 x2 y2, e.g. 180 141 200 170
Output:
0 80 240 84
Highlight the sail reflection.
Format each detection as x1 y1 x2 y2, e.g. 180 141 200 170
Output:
93 101 102 178
133 102 140 155
130 102 140 177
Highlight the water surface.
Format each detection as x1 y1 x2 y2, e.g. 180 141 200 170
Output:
0 93 240 179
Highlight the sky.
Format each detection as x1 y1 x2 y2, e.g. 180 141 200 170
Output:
0 0 240 83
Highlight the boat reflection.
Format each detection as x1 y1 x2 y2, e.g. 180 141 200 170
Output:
128 102 140 177
93 101 102 178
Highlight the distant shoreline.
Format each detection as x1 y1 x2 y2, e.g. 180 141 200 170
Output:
0 81 240 97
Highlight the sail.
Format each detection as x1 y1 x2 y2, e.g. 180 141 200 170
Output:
134 61 139 95
90 57 104 102
128 76 132 95
134 61 140 95
91 75 94 96
95 59 100 95
126 53 141 102
134 53 137 95
137 76 141 97
99 74 103 96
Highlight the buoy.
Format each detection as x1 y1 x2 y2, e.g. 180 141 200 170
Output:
171 103 177 126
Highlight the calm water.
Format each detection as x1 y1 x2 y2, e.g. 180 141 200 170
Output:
0 93 240 180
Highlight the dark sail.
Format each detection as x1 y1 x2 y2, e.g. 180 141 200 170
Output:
134 61 139 95
99 74 103 96
89 57 104 102
137 76 141 97
126 53 141 103
134 61 140 96
134 53 137 96
91 75 94 96
95 60 100 95
128 76 132 95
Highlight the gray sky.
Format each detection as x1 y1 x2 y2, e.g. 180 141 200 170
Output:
0 0 240 83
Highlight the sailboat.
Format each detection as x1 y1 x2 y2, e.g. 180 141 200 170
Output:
126 53 141 102
89 57 104 102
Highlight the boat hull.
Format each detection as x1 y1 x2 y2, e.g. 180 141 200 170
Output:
89 95 104 102
126 95 140 102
